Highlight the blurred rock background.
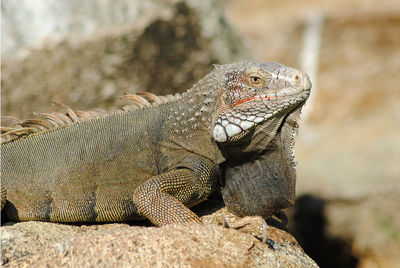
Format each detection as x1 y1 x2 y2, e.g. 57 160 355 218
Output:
221 0 400 267
1 0 247 118
2 0 400 267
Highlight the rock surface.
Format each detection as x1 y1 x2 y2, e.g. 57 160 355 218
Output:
1 209 318 268
1 0 248 120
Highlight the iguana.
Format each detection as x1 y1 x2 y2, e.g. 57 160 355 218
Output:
1 62 311 227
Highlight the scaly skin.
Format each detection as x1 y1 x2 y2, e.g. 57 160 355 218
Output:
221 106 303 219
1 62 311 226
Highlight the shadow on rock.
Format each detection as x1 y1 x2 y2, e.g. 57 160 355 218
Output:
289 194 359 268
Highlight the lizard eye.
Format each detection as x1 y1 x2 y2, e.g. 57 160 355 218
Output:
249 76 264 86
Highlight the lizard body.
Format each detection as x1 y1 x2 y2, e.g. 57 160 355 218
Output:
1 62 311 226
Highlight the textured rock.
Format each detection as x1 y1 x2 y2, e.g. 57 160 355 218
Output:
1 0 248 120
1 212 318 267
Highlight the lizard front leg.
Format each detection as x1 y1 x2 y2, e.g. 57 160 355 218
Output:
132 155 218 226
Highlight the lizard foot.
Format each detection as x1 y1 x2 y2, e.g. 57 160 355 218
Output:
202 207 278 249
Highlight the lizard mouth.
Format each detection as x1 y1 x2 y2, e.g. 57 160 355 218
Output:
232 82 310 107
212 86 310 143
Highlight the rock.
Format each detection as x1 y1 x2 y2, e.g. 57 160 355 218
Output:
1 0 248 120
1 213 318 267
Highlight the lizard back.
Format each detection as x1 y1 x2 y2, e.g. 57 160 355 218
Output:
2 104 179 222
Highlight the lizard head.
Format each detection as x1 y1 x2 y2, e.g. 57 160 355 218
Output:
212 62 311 144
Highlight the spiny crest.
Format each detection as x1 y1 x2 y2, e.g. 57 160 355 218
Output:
1 103 107 144
120 92 181 111
1 92 181 144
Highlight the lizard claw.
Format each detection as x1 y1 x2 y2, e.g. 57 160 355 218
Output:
221 213 229 228
262 221 268 244
274 210 288 227
266 239 276 250
262 221 277 250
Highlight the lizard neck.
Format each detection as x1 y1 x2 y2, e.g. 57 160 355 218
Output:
159 69 227 165
166 70 223 139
